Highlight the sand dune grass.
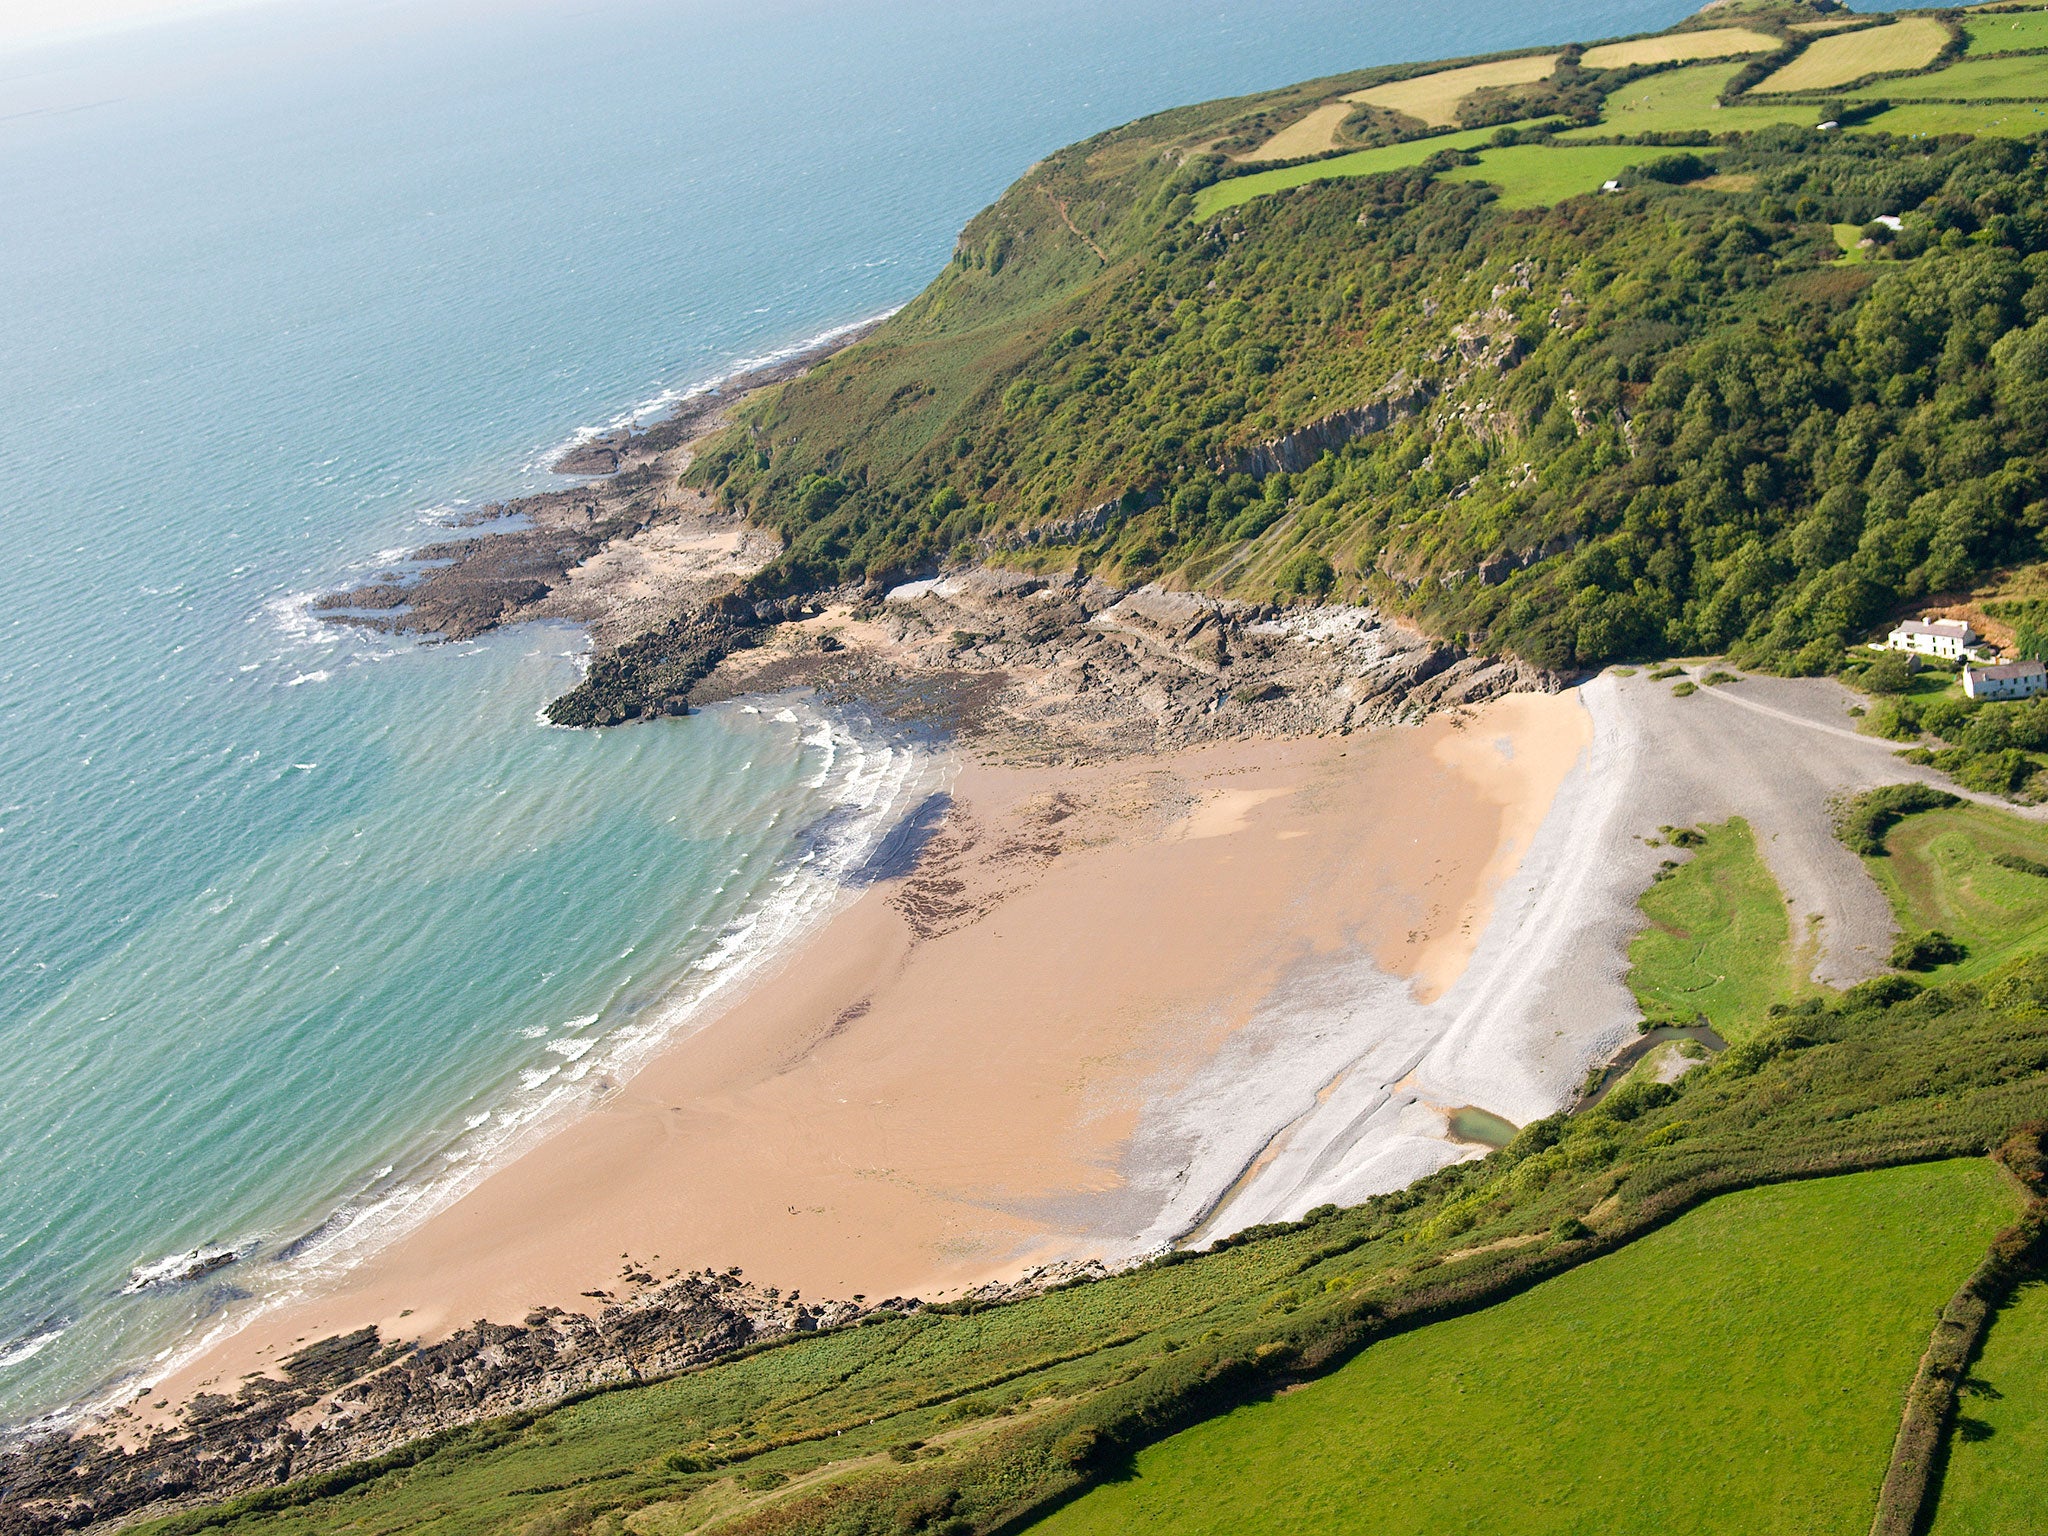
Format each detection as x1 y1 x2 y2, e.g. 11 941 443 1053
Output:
1031 1162 2017 1536
1754 16 1950 92
1579 27 1780 69
1349 53 1560 127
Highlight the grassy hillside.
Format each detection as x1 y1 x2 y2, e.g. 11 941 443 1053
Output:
1031 1161 2015 1536
685 5 2048 679
126 940 2048 1536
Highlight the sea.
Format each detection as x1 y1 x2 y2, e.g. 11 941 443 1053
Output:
0 0 1716 1428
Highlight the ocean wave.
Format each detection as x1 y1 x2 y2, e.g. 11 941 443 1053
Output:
121 1244 244 1295
528 307 903 475
0 1327 66 1374
99 697 950 1430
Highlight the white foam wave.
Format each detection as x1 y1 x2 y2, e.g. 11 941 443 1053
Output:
107 699 949 1423
0 1328 66 1373
530 308 902 475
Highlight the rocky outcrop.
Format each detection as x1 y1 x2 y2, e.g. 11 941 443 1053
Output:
0 1274 888 1536
1221 375 1437 479
694 568 1561 763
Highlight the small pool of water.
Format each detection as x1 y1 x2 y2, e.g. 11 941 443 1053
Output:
1447 1106 1520 1149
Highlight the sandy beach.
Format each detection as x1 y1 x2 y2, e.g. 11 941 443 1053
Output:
142 690 1590 1408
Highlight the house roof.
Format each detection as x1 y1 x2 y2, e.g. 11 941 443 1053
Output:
1892 618 1976 639
1969 660 2047 681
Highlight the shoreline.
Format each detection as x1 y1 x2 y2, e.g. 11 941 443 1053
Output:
121 691 1592 1423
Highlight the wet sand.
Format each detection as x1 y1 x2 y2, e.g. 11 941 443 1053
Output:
146 691 1589 1406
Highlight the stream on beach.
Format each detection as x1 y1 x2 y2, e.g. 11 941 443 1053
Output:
0 0 1702 1425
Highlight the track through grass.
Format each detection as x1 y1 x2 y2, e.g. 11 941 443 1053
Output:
1031 1161 2017 1536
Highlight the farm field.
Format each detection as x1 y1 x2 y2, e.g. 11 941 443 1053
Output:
1848 52 2048 99
1244 101 1360 162
1194 122 1532 217
1557 61 1817 139
1031 1162 2017 1536
1349 53 1559 127
1628 817 1803 1039
1927 1281 2048 1536
1965 7 2048 55
1577 27 1779 69
1856 99 2048 136
1439 142 1667 209
1754 15 1950 92
1864 803 2048 981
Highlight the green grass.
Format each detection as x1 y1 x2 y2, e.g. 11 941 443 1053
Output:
1864 803 2048 979
1629 817 1804 1040
1032 1161 2017 1536
1928 1278 2048 1536
1847 52 2048 100
1557 61 1818 139
1437 143 1654 209
1964 9 2048 56
1192 123 1535 218
1834 222 1870 261
1855 99 2048 137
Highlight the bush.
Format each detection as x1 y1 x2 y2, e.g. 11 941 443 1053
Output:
1862 650 1918 695
1672 680 1698 697
1551 1217 1593 1242
1278 550 1336 598
1995 851 2048 879
1891 931 1967 972
1833 784 1961 856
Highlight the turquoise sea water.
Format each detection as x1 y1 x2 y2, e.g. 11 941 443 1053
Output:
0 0 1707 1425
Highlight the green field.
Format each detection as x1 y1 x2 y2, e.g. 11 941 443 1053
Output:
1438 143 1652 209
1866 803 2048 980
1033 1162 2016 1536
1928 1279 2048 1536
1193 123 1534 218
1557 61 1818 140
1856 99 2048 136
1848 51 2048 99
1965 8 2048 55
1628 817 1804 1039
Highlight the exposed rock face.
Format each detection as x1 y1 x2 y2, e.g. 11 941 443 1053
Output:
692 568 1559 764
1220 375 1438 479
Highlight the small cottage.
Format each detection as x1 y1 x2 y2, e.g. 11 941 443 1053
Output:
1963 660 2048 701
1887 617 1978 660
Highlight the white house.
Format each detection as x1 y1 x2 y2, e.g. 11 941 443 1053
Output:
1887 617 1978 660
1964 660 2048 701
